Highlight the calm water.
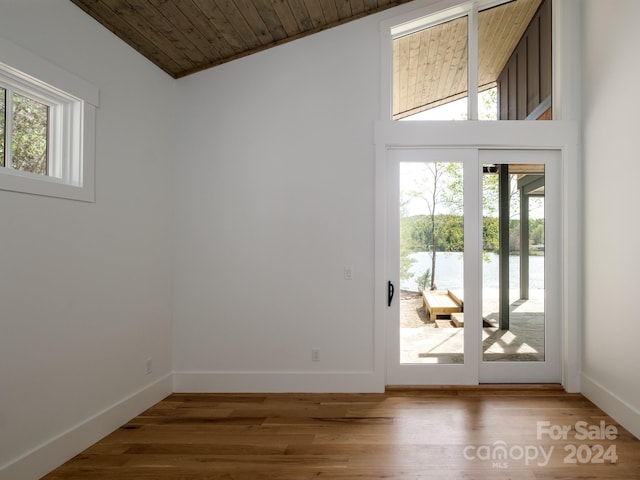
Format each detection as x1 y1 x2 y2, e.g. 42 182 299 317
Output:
402 251 544 291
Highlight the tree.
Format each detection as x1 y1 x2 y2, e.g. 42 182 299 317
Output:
479 87 498 121
0 88 48 175
417 269 431 292
530 220 545 246
402 162 463 290
483 216 499 252
11 92 48 175
400 213 426 281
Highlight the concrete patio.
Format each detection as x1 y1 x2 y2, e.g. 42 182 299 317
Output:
400 289 545 364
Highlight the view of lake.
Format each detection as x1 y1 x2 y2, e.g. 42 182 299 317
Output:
402 251 544 291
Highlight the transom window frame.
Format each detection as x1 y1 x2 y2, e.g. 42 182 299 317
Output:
380 0 556 122
0 37 98 202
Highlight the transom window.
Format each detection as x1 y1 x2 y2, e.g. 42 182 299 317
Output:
391 0 551 121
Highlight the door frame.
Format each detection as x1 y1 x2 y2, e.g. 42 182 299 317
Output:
477 149 562 383
373 120 581 391
386 147 481 385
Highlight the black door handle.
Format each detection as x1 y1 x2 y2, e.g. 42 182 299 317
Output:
388 281 395 307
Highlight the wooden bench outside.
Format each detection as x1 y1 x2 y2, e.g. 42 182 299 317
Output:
422 289 463 322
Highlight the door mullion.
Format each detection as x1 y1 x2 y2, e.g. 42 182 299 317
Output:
462 151 482 378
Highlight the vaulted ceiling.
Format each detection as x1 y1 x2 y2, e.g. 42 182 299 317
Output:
69 0 543 119
70 0 414 79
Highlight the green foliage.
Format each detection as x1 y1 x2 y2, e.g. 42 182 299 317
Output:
483 216 499 252
401 214 465 255
441 162 463 215
10 92 48 175
482 172 499 217
530 220 545 245
400 214 422 280
438 215 464 251
417 269 431 292
479 87 498 120
0 90 48 174
402 214 545 256
401 162 460 289
400 253 415 281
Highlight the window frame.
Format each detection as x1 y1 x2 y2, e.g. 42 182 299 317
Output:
0 37 98 202
382 0 550 122
2 74 54 178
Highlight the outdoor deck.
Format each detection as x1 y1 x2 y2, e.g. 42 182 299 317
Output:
402 289 545 363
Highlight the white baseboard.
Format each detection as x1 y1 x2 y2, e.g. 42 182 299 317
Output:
173 371 384 393
581 372 640 440
0 373 173 480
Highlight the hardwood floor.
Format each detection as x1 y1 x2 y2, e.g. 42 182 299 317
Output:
43 386 640 479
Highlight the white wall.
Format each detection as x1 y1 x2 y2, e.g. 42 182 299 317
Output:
581 0 640 438
169 0 587 395
0 1 175 478
172 10 400 392
2 0 639 477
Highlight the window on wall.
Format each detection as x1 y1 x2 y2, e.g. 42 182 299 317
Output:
0 37 98 202
392 0 551 121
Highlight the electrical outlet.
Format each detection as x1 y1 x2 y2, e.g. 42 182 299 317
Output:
311 348 320 362
145 358 153 375
344 266 352 280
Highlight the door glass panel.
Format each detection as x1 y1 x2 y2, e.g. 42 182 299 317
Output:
482 163 545 361
392 0 552 122
399 161 464 364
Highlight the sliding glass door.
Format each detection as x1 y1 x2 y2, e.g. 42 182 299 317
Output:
386 148 561 385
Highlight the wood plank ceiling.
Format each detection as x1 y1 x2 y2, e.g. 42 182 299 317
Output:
70 0 414 78
393 0 542 119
